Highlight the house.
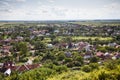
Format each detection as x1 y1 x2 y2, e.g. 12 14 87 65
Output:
64 51 72 57
16 36 24 41
0 61 42 75
68 42 73 49
83 52 93 59
15 64 41 72
3 38 12 44
115 53 120 59
46 33 50 36
54 30 59 33
108 43 117 47
47 44 53 48
96 51 105 59
25 59 33 65
4 68 11 76
104 52 111 59
0 63 3 68
76 42 89 51
85 45 91 52
1 50 11 57
57 43 67 48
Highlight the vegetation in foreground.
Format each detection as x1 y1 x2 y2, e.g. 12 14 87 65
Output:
0 59 120 80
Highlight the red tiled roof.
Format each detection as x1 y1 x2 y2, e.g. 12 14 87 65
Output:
2 63 41 73
13 64 41 72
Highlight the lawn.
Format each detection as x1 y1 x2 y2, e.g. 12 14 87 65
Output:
72 36 112 41
43 36 113 43
69 21 120 26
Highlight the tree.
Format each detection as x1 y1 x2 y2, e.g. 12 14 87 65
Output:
57 53 65 61
34 41 46 51
63 36 72 43
82 65 92 72
50 34 56 41
13 42 28 61
90 56 99 63
18 42 28 55
75 56 84 65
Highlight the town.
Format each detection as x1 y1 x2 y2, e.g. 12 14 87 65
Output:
0 20 120 80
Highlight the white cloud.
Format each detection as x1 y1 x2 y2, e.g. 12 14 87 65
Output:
15 0 26 2
0 1 120 20
48 0 55 3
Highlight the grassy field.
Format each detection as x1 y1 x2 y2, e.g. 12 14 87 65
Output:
72 36 112 41
69 20 120 26
43 36 113 43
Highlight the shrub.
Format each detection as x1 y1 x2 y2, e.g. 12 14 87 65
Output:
89 63 99 70
90 56 99 63
74 61 82 66
55 65 68 73
66 62 74 68
33 58 40 63
98 71 109 80
64 58 72 63
0 73 4 80
57 53 65 61
82 65 92 72
105 61 117 70
75 56 84 64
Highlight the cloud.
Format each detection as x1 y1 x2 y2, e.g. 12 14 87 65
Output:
0 0 9 6
0 9 12 13
15 0 26 2
0 0 120 20
0 0 12 14
48 0 55 3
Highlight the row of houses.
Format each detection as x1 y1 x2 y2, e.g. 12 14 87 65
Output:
0 60 42 76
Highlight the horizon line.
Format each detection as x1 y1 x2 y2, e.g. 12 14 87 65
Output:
0 19 120 22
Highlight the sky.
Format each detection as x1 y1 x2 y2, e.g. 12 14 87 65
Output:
0 0 120 20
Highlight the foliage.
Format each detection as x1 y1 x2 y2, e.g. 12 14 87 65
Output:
82 65 92 72
90 56 99 63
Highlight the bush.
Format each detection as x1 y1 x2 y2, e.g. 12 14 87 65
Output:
89 63 99 70
18 67 56 80
74 61 82 66
0 73 4 80
82 65 92 72
90 56 99 63
33 58 40 63
98 71 109 80
55 65 68 73
57 53 65 61
105 61 117 70
66 62 74 68
64 58 72 63
75 56 84 64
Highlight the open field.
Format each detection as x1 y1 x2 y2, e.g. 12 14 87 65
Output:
42 36 113 43
69 20 120 26
72 36 112 41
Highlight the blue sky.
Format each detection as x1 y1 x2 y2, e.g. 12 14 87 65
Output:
0 0 120 20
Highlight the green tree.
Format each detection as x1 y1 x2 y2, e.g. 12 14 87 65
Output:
57 53 65 61
75 56 84 64
12 42 28 61
50 34 56 41
90 56 99 63
34 41 46 52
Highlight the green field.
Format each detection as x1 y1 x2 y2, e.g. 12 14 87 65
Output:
43 36 113 43
69 20 120 26
72 36 112 41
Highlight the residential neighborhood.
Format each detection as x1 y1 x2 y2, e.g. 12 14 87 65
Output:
0 20 120 80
